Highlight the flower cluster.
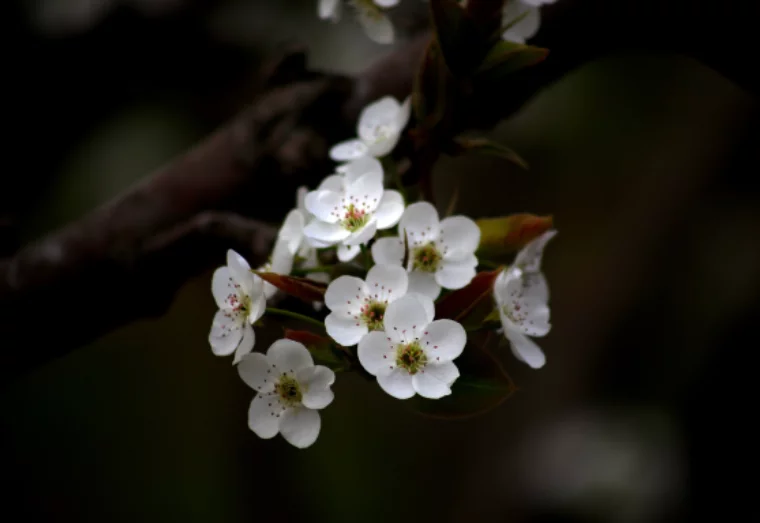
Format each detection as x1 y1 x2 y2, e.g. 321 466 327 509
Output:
207 94 558 449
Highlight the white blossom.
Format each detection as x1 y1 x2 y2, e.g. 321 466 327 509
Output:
209 250 267 363
318 0 400 45
358 294 466 399
371 201 480 300
258 210 302 299
494 230 556 368
303 156 404 261
324 264 410 346
330 96 411 162
238 339 335 449
502 0 556 44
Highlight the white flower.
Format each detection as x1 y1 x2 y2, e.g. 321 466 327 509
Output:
372 201 480 300
502 0 556 43
238 339 335 449
303 156 404 262
324 264 410 346
209 250 267 363
318 0 399 45
493 230 556 369
258 210 302 299
358 294 466 399
329 96 411 162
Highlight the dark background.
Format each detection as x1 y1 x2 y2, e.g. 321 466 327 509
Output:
2 1 759 521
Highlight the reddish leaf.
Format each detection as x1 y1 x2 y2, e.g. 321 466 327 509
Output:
254 272 326 303
476 214 554 259
435 268 502 325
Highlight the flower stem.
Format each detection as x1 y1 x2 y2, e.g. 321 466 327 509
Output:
265 308 325 330
291 265 333 276
478 258 502 270
360 244 372 272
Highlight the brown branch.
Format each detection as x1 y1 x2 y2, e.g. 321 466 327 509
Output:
1 0 756 383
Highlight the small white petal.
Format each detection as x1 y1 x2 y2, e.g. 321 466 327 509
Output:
357 8 394 44
344 219 378 246
366 132 401 158
325 275 368 312
375 190 405 230
514 230 557 273
247 284 267 323
211 267 235 309
318 0 340 20
436 261 477 290
303 220 351 244
371 236 405 266
280 407 321 449
505 327 546 369
400 201 441 247
365 264 408 304
358 331 396 377
248 394 283 439
325 312 369 347
359 97 400 141
345 171 384 213
209 309 244 356
523 271 550 302
502 3 541 42
407 292 435 325
304 189 342 224
277 209 305 255
395 96 411 130
267 339 314 373
439 215 481 256
233 323 256 364
425 361 460 386
337 243 362 262
269 238 295 276
298 366 336 410
296 186 309 213
377 368 415 399
226 249 255 295
383 294 432 343
407 270 442 300
330 139 369 161
412 368 454 399
374 0 400 7
317 174 346 192
420 319 466 362
340 156 383 186
237 351 274 392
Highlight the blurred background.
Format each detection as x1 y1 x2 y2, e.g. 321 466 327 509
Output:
2 0 759 522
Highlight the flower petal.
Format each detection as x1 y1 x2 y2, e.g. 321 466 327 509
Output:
305 189 342 224
329 139 368 162
209 309 243 356
267 339 314 373
371 236 404 266
412 366 455 399
358 331 396 377
374 0 400 7
345 171 384 213
337 243 361 262
395 96 411 130
400 201 441 247
318 0 340 20
237 351 274 392
383 294 432 343
420 319 466 362
375 190 405 230
436 261 477 290
343 219 377 246
407 292 435 325
358 97 400 142
233 323 256 364
303 220 351 244
523 271 550 302
377 368 415 399
227 249 255 295
407 270 442 300
504 327 546 369
247 284 267 323
502 3 540 42
340 156 383 186
247 393 283 439
280 407 321 449
366 132 401 158
277 209 305 255
211 266 236 309
325 275 368 312
325 312 369 347
357 9 394 44
514 230 557 273
439 215 480 256
365 264 408 304
298 366 336 410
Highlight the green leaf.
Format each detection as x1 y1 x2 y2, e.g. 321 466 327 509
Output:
254 272 326 303
435 268 503 328
283 329 348 370
475 40 549 83
411 333 516 419
430 0 487 77
451 137 528 169
476 214 554 260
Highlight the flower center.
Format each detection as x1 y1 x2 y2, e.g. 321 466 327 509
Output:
411 243 442 273
341 203 369 232
360 301 386 331
275 375 302 407
395 341 427 375
227 292 251 315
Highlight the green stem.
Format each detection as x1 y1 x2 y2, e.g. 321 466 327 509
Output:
360 244 372 272
291 265 334 276
265 308 325 330
478 258 502 270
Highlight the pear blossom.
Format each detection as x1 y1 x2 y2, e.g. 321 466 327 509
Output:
237 339 335 449
303 156 404 262
371 201 480 300
258 210 302 299
324 264 411 346
330 96 411 162
209 250 267 363
502 0 556 44
494 230 556 369
358 294 466 399
318 0 399 45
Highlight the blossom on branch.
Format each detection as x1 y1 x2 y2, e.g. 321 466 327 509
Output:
330 96 411 161
238 339 335 449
